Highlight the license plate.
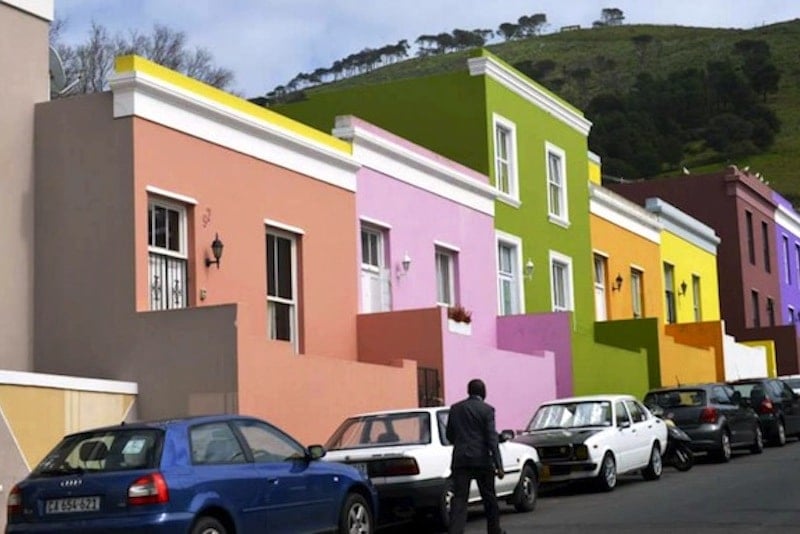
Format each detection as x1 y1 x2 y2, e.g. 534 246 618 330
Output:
45 496 101 514
351 463 369 478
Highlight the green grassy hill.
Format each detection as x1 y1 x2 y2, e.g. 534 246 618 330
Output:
301 20 800 201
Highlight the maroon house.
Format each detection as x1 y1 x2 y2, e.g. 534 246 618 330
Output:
607 166 800 374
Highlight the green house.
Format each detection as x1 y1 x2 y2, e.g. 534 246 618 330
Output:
274 49 653 398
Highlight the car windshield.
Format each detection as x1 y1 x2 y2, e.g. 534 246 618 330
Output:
527 401 612 430
32 428 162 475
783 378 800 390
325 412 431 450
644 389 706 409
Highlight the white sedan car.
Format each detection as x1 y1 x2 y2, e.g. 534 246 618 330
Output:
513 394 667 491
323 407 539 528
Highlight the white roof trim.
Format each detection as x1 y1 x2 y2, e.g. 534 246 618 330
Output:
359 216 392 230
0 369 137 394
775 204 800 238
588 151 602 165
109 70 360 192
333 118 497 216
467 55 592 136
589 184 661 243
645 198 720 254
2 0 53 20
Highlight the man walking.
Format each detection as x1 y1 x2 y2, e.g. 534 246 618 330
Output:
446 378 505 534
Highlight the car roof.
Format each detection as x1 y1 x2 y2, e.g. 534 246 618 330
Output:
341 406 448 418
63 414 256 437
539 394 636 405
646 383 724 393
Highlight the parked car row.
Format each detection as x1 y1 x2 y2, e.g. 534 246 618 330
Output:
6 378 800 533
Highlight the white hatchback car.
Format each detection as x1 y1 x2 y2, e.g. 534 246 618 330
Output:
513 394 667 491
323 407 539 527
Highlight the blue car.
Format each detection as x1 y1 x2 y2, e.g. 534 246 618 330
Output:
5 414 377 533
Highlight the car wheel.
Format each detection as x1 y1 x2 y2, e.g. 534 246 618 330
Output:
774 420 787 447
751 425 764 454
436 482 454 532
594 452 617 492
511 464 537 512
641 444 663 481
339 493 373 534
191 517 227 534
714 431 732 463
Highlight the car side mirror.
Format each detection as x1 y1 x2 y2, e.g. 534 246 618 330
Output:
499 429 515 442
306 444 326 461
618 420 631 430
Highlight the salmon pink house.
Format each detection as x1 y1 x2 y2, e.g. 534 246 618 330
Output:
33 56 418 444
334 116 557 430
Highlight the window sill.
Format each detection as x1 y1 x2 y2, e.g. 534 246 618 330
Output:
548 215 571 229
497 192 522 208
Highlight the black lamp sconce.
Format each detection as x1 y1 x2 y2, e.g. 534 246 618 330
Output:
205 233 224 269
611 273 623 292
680 280 688 296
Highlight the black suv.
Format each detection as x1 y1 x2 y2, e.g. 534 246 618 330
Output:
728 378 800 446
644 383 761 462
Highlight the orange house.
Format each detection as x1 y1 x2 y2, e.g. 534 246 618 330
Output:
33 57 416 443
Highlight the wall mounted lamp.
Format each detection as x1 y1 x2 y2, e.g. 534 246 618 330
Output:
611 273 623 292
680 280 688 296
524 259 535 280
205 233 224 269
397 252 412 278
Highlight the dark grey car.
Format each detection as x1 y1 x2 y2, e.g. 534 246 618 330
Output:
729 378 800 446
643 383 762 462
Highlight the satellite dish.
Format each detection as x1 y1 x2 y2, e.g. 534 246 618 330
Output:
49 46 66 98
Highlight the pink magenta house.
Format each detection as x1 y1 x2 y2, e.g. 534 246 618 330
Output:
33 56 417 444
333 116 558 430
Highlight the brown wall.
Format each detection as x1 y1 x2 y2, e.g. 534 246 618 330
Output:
0 3 49 370
357 308 445 372
34 94 239 420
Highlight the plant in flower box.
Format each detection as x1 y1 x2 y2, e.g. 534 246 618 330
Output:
447 304 472 324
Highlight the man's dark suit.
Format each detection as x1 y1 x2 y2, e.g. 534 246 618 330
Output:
446 394 503 534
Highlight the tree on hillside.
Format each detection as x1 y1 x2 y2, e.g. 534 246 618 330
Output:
733 39 781 101
49 20 235 95
497 22 520 41
631 34 654 69
594 8 625 27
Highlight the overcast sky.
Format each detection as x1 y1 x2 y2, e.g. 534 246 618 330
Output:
54 0 799 98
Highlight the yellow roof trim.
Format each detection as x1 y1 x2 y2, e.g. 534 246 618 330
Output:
114 55 351 155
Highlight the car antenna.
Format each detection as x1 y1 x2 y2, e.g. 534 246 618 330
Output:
676 375 681 387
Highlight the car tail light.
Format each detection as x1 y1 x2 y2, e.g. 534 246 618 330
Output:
127 473 169 506
371 458 420 477
758 398 775 415
699 407 718 424
6 485 22 517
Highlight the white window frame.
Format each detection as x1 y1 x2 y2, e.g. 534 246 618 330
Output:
783 235 791 285
631 268 644 319
692 274 702 322
266 227 299 351
664 263 676 324
545 142 569 226
549 250 574 312
492 113 519 203
496 231 525 315
435 246 457 307
593 253 608 321
147 197 188 311
360 223 391 313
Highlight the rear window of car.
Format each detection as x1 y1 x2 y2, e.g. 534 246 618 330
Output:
644 389 706 409
783 378 800 390
32 428 162 475
326 412 431 450
730 382 770 401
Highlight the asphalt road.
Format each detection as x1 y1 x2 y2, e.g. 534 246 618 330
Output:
382 440 800 533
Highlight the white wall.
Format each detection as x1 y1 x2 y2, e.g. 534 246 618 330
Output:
724 334 768 380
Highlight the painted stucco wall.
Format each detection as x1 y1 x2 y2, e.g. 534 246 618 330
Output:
443 330 556 433
773 193 800 325
0 1 50 371
661 322 722 385
496 312 573 397
590 214 661 321
742 340 777 377
724 334 768 380
660 231 721 323
588 319 659 398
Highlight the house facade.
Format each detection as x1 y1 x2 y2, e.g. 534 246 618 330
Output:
336 115 557 430
773 193 800 326
34 56 417 444
608 168 789 374
275 49 650 397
